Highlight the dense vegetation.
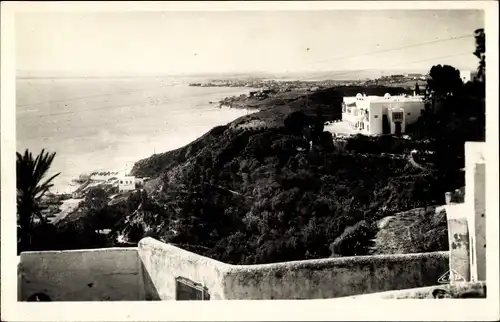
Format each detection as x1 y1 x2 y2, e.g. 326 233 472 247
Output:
18 29 486 264
19 78 483 262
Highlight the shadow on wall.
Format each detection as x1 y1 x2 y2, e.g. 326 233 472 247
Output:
19 238 450 301
140 260 161 301
19 247 143 301
137 238 227 300
138 238 450 300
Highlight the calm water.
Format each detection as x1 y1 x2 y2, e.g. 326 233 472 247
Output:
16 77 254 193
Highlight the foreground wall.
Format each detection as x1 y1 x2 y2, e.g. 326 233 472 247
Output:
138 238 230 300
19 247 142 301
19 240 450 301
137 238 449 300
223 251 449 299
344 281 486 299
465 142 486 281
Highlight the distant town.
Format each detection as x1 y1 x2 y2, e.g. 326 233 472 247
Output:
190 73 429 90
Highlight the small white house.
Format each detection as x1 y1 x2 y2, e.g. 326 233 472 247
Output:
118 176 136 193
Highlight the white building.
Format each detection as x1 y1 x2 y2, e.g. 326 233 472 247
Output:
342 93 425 135
71 170 140 197
118 176 137 193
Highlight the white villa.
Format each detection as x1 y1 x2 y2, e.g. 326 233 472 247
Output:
342 93 425 135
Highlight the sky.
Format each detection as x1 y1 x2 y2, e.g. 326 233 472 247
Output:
16 10 484 76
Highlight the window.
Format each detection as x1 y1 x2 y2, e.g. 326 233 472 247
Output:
374 115 379 118
120 181 123 184
407 112 411 116
392 112 404 121
175 277 210 301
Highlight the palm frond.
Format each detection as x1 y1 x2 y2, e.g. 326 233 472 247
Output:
17 148 60 248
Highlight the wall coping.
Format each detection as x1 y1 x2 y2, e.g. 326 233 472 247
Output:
140 238 448 271
341 281 486 299
20 246 138 257
229 251 449 271
21 239 449 270
138 237 230 267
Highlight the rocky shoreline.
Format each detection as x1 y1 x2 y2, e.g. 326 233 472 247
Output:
191 76 426 110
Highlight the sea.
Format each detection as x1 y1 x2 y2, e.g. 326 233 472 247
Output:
16 77 256 194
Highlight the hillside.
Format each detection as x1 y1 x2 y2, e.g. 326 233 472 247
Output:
121 87 461 265
122 121 458 265
36 85 472 264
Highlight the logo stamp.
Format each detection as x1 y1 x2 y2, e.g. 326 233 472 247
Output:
438 269 466 283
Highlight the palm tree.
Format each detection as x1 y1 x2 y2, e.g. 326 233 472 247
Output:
17 149 60 251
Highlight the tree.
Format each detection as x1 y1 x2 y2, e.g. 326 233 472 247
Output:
473 28 485 83
284 111 311 134
17 149 60 252
427 65 463 99
422 64 463 115
83 187 110 232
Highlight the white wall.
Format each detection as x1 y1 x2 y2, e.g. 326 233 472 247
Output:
138 238 449 300
119 176 136 192
400 101 425 125
18 239 452 301
138 238 230 300
19 247 143 301
465 142 486 281
445 203 471 281
223 252 449 299
367 102 385 135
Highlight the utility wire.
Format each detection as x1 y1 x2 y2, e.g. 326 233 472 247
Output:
283 52 472 82
305 33 474 65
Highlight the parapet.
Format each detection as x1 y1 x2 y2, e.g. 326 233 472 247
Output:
18 238 449 301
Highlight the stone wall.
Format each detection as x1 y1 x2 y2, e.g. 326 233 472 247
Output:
137 238 230 300
222 251 449 299
138 239 449 300
18 247 142 301
344 281 486 299
19 240 450 301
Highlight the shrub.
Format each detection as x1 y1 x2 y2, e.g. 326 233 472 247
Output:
330 220 374 256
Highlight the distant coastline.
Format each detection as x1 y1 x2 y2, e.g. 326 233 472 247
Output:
16 78 256 195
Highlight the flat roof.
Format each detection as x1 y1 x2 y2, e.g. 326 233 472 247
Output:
344 95 424 102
